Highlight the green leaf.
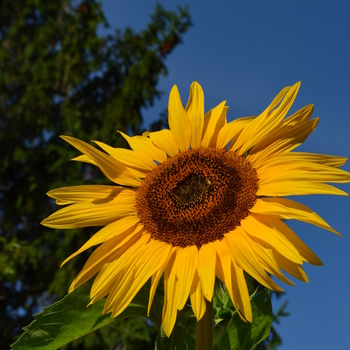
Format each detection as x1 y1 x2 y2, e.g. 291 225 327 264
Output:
11 280 162 350
155 310 195 350
219 289 273 350
213 280 235 326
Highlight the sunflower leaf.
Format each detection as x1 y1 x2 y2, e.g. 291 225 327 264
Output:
219 289 273 350
11 280 161 350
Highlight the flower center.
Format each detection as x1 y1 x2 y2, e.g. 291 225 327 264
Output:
135 147 259 248
172 174 211 209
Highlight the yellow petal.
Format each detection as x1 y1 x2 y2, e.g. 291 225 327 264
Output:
214 239 251 322
231 83 300 154
90 233 150 298
148 248 175 317
88 268 123 305
190 271 206 320
230 256 252 322
118 132 167 163
273 251 309 282
61 216 141 266
103 268 136 315
225 229 283 292
216 116 254 149
70 229 144 293
257 180 348 197
47 185 126 205
186 82 204 148
241 214 302 264
168 85 192 151
104 240 172 318
283 104 314 125
250 242 295 286
278 152 348 168
61 136 141 186
201 101 227 147
214 240 242 319
162 247 179 337
71 154 97 165
269 85 293 110
258 161 350 185
54 199 73 205
266 217 323 265
251 198 340 236
175 245 198 310
41 190 136 229
94 141 156 172
197 243 216 301
258 153 347 170
248 118 318 167
147 129 179 157
147 269 163 317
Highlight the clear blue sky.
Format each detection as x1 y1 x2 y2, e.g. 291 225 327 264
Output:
100 1 350 348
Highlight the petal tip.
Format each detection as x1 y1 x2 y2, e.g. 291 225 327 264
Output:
170 84 179 94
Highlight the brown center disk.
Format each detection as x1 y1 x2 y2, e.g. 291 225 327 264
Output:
135 147 259 248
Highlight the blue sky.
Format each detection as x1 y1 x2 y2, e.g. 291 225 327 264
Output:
100 1 350 348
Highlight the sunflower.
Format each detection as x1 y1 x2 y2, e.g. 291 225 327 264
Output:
42 82 350 337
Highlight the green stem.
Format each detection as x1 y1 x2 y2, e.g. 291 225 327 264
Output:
196 298 213 350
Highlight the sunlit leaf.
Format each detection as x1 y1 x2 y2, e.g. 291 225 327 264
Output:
11 281 162 350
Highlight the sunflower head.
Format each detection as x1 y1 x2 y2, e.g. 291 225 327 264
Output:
42 81 350 337
135 146 259 248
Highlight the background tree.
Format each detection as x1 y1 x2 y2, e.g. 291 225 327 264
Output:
0 1 288 348
0 1 191 348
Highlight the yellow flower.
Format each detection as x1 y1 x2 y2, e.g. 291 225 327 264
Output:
42 82 350 336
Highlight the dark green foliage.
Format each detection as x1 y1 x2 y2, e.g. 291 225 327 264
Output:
245 274 290 350
255 300 290 350
11 280 162 350
219 289 273 350
0 1 191 347
155 311 196 350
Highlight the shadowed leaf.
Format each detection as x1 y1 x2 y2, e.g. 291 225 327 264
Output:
219 289 273 350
